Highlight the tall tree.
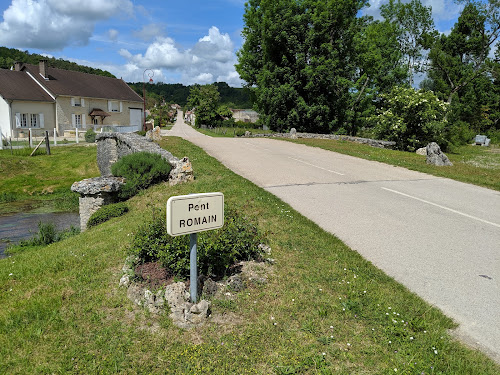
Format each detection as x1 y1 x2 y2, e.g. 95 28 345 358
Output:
428 1 500 104
236 0 368 133
380 0 436 86
187 84 221 127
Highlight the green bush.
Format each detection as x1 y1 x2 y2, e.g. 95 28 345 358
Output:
234 128 246 137
84 128 96 143
87 202 129 228
372 86 449 151
111 152 172 199
130 207 264 279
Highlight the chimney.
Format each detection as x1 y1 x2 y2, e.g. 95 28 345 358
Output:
14 61 23 71
39 59 49 80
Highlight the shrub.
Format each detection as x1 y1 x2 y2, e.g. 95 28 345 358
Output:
111 152 172 199
372 86 449 151
87 202 129 228
234 128 246 137
84 128 96 143
8 221 79 252
130 207 264 279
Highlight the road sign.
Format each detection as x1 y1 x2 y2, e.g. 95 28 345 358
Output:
166 192 225 303
166 192 224 236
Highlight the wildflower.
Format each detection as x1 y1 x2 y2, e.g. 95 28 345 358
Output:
330 326 333 329
322 352 326 356
9 273 13 276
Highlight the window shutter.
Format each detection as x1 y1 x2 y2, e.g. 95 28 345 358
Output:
72 114 76 126
119 102 123 112
15 113 21 128
81 98 85 107
71 97 75 106
39 113 44 128
82 114 86 126
108 101 112 112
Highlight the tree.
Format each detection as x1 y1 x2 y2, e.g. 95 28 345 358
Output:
346 16 408 134
187 84 220 127
426 1 500 140
428 1 500 104
380 0 436 86
236 0 368 133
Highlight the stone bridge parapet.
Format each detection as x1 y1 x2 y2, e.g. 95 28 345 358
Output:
95 132 193 184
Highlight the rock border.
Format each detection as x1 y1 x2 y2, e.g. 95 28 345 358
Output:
119 244 274 329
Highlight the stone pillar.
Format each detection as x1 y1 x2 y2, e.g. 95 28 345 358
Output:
71 177 126 231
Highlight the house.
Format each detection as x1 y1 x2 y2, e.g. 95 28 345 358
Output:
0 60 143 139
231 109 259 123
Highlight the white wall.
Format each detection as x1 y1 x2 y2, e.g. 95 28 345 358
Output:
0 96 11 139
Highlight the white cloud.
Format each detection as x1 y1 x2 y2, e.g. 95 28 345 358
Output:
0 0 133 50
133 24 166 41
119 26 244 87
108 29 119 42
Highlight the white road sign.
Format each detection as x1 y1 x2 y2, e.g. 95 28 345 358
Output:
166 192 224 236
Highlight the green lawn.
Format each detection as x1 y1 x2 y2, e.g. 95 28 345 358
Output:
283 138 500 191
0 137 498 374
0 144 100 211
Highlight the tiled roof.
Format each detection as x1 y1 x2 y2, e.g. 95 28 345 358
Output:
22 64 143 102
0 69 54 102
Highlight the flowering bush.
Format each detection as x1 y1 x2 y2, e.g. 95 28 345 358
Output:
372 87 449 151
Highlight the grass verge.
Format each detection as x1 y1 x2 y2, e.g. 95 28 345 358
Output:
196 126 274 138
0 144 100 212
0 137 498 374
282 138 500 191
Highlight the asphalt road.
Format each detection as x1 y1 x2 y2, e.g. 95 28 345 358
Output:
166 113 500 362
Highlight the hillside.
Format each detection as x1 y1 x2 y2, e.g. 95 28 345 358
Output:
0 46 115 78
128 81 253 109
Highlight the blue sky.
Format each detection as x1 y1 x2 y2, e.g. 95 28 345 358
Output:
0 0 464 86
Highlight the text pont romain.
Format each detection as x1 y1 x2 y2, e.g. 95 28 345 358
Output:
179 202 217 228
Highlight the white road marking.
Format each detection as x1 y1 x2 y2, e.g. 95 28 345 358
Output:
382 187 500 228
288 157 345 176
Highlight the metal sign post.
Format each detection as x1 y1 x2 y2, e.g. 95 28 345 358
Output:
189 233 198 303
167 192 224 303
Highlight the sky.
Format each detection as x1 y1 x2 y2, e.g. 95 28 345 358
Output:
0 0 465 87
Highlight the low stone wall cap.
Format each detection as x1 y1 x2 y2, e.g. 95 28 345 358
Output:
71 176 126 195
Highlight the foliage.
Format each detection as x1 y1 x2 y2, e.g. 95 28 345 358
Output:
111 152 172 199
84 129 96 143
426 1 500 139
130 207 264 279
237 0 368 133
372 86 449 151
187 84 234 127
0 46 115 77
380 0 436 86
127 81 252 108
87 202 129 228
7 221 79 252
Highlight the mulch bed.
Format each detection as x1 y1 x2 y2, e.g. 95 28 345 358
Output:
134 261 175 289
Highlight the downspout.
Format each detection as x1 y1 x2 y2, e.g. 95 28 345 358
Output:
7 99 13 139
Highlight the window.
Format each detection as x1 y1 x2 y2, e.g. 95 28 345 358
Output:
108 100 122 112
21 114 28 127
75 114 82 127
71 97 85 107
15 113 44 128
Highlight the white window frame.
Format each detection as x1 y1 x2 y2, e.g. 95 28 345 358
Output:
71 97 85 107
15 113 44 128
108 100 122 113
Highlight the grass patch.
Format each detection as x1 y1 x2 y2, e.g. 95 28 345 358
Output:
196 126 274 138
0 145 99 211
0 137 498 374
283 138 500 191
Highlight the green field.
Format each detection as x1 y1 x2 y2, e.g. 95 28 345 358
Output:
0 137 498 374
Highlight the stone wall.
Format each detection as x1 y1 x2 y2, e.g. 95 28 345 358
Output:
96 132 194 185
250 132 396 149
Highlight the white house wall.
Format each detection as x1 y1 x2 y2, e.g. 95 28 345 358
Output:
0 96 10 139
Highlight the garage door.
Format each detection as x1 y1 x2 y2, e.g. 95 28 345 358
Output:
130 108 142 126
